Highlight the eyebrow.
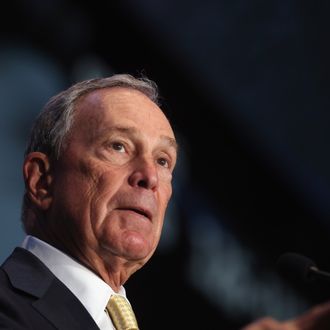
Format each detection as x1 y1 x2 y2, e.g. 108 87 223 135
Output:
160 135 179 153
100 126 179 152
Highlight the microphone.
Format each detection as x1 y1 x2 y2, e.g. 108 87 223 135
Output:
277 252 330 283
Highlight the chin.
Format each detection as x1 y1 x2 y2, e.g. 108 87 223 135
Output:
123 235 153 260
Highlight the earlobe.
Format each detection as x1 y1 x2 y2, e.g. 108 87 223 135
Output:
23 152 53 211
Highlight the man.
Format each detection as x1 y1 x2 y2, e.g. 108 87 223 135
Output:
1 73 330 330
0 74 177 329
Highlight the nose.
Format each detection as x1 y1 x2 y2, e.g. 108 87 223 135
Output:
128 157 158 190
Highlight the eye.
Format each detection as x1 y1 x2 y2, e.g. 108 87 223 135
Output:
110 142 126 153
157 157 170 168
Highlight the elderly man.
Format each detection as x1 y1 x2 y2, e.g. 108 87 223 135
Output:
0 74 177 329
1 73 330 330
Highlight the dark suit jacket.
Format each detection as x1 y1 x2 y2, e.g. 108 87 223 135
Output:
0 247 100 329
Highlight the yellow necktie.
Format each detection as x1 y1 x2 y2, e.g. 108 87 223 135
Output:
106 294 139 330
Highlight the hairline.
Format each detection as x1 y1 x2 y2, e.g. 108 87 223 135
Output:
24 75 160 160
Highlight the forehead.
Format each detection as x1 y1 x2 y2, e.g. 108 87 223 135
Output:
72 87 176 145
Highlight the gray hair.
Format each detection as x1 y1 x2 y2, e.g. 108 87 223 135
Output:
24 73 159 160
22 73 160 233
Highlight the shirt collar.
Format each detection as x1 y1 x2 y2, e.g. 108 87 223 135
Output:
21 235 126 324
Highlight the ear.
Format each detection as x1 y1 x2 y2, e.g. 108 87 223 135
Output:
23 152 53 211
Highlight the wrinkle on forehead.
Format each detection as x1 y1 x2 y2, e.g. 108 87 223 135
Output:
70 87 176 147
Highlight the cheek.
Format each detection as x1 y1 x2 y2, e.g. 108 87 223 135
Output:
158 169 173 185
52 173 91 217
159 183 172 211
54 163 118 227
89 174 121 225
156 183 172 222
152 186 172 238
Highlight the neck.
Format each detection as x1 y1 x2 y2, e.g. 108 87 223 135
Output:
30 227 140 292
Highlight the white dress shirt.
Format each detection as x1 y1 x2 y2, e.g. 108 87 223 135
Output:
21 235 127 330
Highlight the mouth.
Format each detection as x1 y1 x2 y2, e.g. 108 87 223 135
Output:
117 207 152 221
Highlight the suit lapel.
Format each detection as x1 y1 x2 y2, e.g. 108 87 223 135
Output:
33 278 100 330
2 248 100 330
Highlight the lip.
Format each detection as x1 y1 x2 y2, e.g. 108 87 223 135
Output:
116 206 152 221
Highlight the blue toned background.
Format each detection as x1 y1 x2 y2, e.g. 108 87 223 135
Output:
1 1 330 329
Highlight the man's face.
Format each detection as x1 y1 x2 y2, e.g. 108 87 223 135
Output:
49 87 177 271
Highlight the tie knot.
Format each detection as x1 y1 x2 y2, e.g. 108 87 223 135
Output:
106 294 139 330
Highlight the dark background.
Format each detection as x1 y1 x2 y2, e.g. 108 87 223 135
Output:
1 1 330 329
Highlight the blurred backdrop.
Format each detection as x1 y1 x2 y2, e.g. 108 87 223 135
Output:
1 1 330 329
